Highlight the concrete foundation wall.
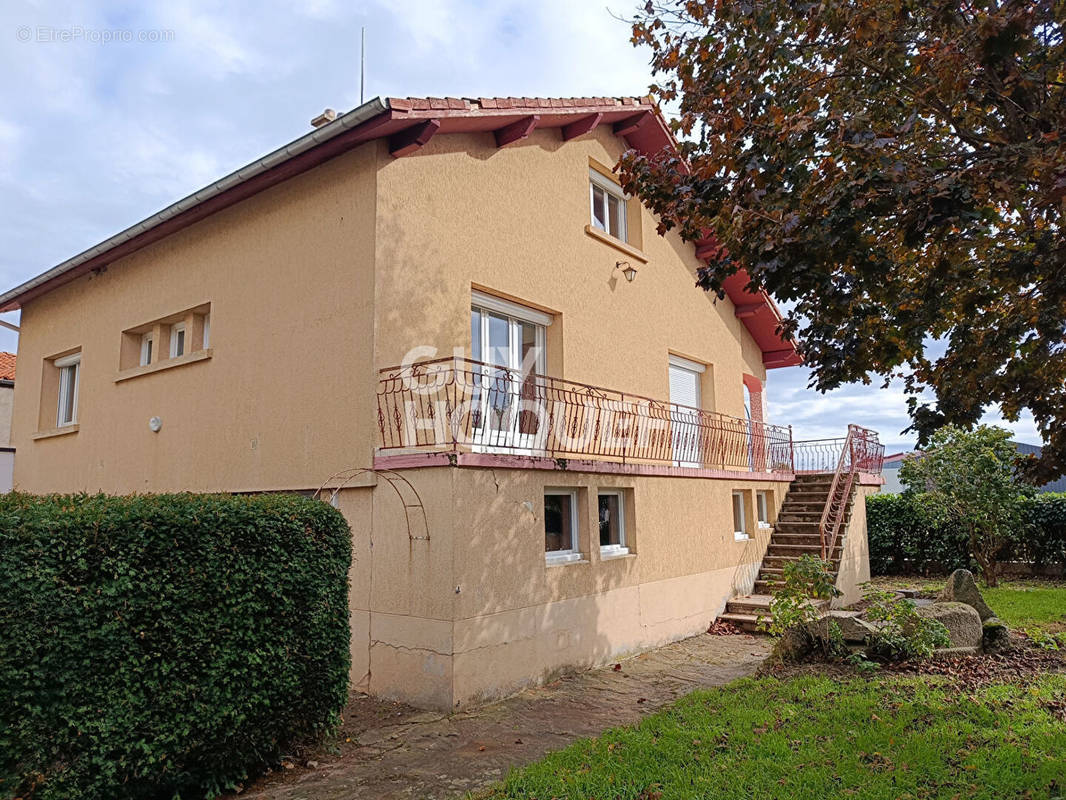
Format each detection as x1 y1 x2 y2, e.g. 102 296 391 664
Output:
340 465 792 710
834 484 877 607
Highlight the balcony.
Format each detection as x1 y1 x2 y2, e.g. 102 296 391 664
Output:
376 357 884 478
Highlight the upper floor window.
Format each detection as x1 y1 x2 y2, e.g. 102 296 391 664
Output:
169 323 186 358
140 333 155 366
55 353 80 427
589 168 627 242
120 303 211 374
471 291 549 374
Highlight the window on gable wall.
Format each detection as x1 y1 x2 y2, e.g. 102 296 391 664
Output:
140 333 154 366
169 322 186 358
589 168 627 242
55 353 80 427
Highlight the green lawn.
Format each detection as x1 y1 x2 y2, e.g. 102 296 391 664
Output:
479 674 1066 800
868 577 1066 634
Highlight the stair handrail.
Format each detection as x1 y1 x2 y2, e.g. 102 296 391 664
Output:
818 424 861 560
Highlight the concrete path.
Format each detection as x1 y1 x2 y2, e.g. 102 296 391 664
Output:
240 633 771 800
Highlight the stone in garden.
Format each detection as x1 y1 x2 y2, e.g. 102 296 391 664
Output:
769 625 813 663
982 617 1011 653
807 611 879 644
915 601 983 649
936 569 995 621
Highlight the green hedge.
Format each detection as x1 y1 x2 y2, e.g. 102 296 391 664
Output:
869 492 1066 575
0 492 352 800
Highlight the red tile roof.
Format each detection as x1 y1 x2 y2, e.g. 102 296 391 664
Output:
0 352 15 381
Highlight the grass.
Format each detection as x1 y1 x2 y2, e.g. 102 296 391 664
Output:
479 674 1066 800
868 576 1066 635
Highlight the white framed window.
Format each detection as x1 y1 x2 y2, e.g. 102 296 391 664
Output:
202 313 210 349
169 322 186 358
756 491 771 528
669 355 706 468
544 489 581 564
589 168 627 242
732 491 749 541
140 333 155 367
598 490 628 557
471 291 550 452
55 353 81 427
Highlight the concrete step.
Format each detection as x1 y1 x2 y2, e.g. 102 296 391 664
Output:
758 566 841 584
761 555 843 570
767 533 825 545
717 612 766 632
755 578 842 594
766 543 843 557
725 594 774 615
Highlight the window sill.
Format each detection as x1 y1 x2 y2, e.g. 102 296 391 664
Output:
734 532 751 541
33 424 79 441
115 349 212 383
599 547 633 561
546 553 587 567
757 522 772 530
584 225 648 263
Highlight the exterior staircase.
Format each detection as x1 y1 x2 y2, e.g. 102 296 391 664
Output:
719 473 856 632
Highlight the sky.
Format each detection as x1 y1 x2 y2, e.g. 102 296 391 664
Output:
0 0 1043 451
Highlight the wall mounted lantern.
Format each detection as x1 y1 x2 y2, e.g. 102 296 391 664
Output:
615 261 638 283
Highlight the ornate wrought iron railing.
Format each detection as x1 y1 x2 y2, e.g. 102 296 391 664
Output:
377 357 796 472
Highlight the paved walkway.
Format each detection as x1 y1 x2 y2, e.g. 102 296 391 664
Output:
241 633 771 800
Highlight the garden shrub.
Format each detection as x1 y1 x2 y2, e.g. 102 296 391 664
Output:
868 492 1066 576
762 554 842 637
862 587 951 661
0 492 352 800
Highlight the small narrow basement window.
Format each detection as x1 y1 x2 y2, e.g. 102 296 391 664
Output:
732 491 749 541
545 489 581 564
756 491 771 528
598 490 628 557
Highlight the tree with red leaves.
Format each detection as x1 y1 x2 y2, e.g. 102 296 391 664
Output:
621 0 1066 482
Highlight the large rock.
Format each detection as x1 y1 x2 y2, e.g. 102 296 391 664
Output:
937 569 996 621
808 611 880 644
915 601 983 649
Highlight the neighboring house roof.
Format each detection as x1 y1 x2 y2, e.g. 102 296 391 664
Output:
883 444 1066 493
882 451 912 465
0 95 800 368
0 352 15 382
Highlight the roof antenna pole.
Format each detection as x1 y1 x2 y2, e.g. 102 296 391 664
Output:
360 26 366 105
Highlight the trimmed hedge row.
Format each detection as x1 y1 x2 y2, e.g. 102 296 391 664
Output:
868 492 1066 575
0 492 352 800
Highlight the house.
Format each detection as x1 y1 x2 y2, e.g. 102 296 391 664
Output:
0 96 883 710
883 445 1066 494
0 352 14 492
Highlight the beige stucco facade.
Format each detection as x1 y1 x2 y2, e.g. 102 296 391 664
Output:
9 110 874 709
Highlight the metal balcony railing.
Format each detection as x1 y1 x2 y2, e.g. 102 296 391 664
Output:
377 357 797 471
377 358 884 476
